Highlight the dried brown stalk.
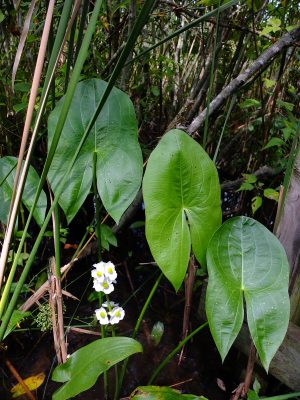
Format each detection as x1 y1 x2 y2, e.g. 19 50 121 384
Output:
5 358 36 400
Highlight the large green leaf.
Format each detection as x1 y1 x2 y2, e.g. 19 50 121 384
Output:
130 386 208 399
47 79 143 223
0 156 47 226
206 216 290 371
143 129 221 291
52 337 142 400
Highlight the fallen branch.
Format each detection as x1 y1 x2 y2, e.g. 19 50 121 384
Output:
187 26 300 135
221 165 280 192
5 358 35 400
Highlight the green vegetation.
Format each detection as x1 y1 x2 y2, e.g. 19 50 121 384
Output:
0 1 299 399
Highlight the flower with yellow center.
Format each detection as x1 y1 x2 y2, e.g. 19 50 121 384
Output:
95 307 109 325
108 306 125 324
91 262 105 282
104 261 117 282
93 277 114 294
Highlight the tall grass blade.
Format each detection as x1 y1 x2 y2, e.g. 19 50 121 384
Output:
0 0 56 288
12 0 37 90
0 0 80 294
0 0 103 323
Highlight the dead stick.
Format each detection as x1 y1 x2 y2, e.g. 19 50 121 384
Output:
243 342 257 396
6 359 36 400
179 256 197 364
56 277 67 363
49 273 61 364
187 26 300 135
50 258 67 364
19 259 77 312
169 378 193 388
68 327 101 336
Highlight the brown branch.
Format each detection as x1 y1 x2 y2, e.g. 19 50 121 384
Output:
221 165 280 192
19 259 78 312
187 26 300 135
5 359 35 400
178 256 197 364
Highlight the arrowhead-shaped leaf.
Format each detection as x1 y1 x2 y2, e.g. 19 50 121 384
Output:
52 337 142 400
130 386 207 399
0 156 47 226
47 79 143 223
143 129 221 291
206 216 290 371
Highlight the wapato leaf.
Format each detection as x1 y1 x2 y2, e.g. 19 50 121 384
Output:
143 129 221 291
130 386 207 399
47 79 143 223
206 216 290 371
52 337 142 400
0 156 47 226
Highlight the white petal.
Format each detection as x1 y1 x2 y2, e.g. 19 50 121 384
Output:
102 283 114 294
95 307 108 320
93 280 103 292
99 316 109 325
93 261 105 269
102 301 119 308
108 307 125 322
91 269 105 282
104 262 117 281
109 315 119 324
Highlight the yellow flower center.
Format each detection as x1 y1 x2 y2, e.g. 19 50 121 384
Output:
100 311 106 318
103 282 109 289
97 271 102 277
108 267 113 274
115 310 121 318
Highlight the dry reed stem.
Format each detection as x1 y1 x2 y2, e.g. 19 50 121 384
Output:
0 0 55 288
0 0 82 289
5 359 36 400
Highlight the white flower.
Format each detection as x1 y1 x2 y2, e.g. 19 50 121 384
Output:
91 262 106 282
102 300 119 309
108 306 125 325
93 278 114 294
95 307 109 325
104 261 117 282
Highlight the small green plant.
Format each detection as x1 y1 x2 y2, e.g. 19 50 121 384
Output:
237 173 279 214
34 302 67 332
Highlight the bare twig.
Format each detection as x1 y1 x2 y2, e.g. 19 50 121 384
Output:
0 0 55 289
19 259 78 312
49 258 67 364
243 342 257 396
68 327 101 336
5 359 36 400
49 262 61 364
187 26 300 135
0 0 82 289
179 256 197 364
221 166 279 192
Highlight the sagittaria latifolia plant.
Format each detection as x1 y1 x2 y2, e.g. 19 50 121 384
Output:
143 129 290 372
